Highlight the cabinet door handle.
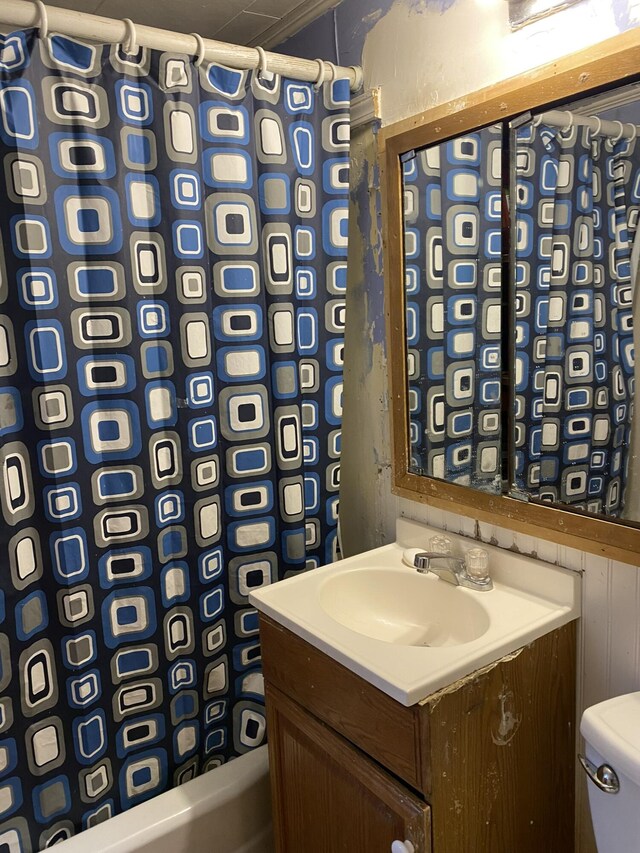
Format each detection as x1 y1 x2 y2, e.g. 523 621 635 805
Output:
391 842 415 853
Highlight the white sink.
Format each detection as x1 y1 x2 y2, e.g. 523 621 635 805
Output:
319 567 490 646
250 518 581 706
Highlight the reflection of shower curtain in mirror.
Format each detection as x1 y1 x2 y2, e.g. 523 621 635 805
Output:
403 127 503 492
624 227 640 520
514 124 639 516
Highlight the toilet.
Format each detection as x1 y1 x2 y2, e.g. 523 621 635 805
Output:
580 692 640 852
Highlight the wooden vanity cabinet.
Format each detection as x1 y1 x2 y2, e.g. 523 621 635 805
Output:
260 615 577 853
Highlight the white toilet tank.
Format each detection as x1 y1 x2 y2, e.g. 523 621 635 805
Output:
580 692 640 853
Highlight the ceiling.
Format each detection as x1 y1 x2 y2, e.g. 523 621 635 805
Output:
42 0 335 47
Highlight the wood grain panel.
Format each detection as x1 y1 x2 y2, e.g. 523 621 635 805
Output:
259 615 424 790
422 622 577 853
266 685 431 853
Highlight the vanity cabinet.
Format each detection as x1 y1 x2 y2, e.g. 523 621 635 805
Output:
260 615 576 853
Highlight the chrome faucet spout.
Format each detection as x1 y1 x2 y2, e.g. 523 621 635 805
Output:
413 551 493 591
413 552 465 582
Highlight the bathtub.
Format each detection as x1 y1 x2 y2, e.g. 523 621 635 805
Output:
56 746 273 853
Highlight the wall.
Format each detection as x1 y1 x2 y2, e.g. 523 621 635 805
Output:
284 0 640 125
280 2 640 851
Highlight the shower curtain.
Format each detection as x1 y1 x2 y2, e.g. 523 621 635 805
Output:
0 27 349 847
403 126 503 491
513 122 639 516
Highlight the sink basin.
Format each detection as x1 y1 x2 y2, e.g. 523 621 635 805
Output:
250 518 580 705
319 568 490 646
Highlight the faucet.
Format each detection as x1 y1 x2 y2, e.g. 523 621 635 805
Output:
413 552 493 591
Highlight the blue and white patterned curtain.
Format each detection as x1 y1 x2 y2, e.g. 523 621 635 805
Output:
403 126 503 491
0 27 349 847
513 123 639 515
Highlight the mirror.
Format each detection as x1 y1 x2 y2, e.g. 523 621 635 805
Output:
511 97 639 523
402 126 504 493
382 28 640 564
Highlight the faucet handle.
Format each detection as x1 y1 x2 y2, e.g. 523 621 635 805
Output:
429 534 452 555
464 547 490 581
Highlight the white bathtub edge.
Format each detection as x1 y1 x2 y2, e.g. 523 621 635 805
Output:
55 746 272 853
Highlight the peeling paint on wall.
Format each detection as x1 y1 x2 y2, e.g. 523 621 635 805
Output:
612 0 640 29
365 161 386 346
362 8 385 26
338 125 398 553
408 0 459 13
283 0 637 126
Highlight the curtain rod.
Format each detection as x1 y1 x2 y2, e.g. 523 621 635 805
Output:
537 108 639 141
0 0 364 92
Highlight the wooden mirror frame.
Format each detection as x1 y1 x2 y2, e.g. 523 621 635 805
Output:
380 28 640 566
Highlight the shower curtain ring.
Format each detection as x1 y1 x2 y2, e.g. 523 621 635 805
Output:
561 110 574 131
325 61 338 82
531 113 543 128
627 123 638 145
611 120 625 144
255 46 269 79
592 116 602 137
122 18 138 56
191 32 206 67
34 1 48 38
313 59 326 90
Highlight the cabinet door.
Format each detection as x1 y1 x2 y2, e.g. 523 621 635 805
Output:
266 685 431 853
